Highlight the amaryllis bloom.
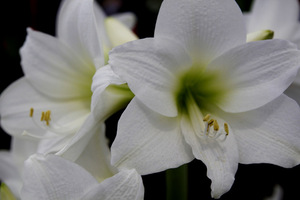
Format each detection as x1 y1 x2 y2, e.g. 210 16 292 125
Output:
245 0 300 104
21 129 144 200
106 0 300 198
0 0 136 152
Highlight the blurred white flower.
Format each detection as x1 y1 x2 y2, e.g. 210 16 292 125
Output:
21 129 144 200
245 0 300 104
0 0 136 153
264 185 283 200
108 0 300 198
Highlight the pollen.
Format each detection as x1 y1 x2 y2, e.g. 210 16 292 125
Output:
213 120 219 131
203 114 211 122
29 108 34 117
40 110 51 126
41 112 45 121
224 123 229 136
208 119 214 127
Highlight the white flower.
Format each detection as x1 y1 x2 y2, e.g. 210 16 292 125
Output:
20 128 144 200
0 138 38 199
245 0 300 104
106 0 300 198
0 0 136 152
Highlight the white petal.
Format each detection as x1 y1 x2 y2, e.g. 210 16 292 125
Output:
91 65 133 121
0 137 39 198
111 98 194 175
181 115 239 198
81 169 144 200
11 137 39 168
37 134 73 154
155 0 246 64
21 154 99 200
0 152 22 198
225 95 300 167
74 125 116 182
109 38 191 117
247 0 299 39
21 29 94 99
105 17 138 48
56 115 104 164
0 78 90 137
209 39 300 113
112 12 137 29
56 0 105 67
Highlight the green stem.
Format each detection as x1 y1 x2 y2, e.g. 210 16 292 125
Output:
166 164 188 200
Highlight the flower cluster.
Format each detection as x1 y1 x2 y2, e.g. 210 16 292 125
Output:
0 0 300 199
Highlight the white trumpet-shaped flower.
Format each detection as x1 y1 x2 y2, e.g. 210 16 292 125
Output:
21 128 144 200
0 0 136 153
245 0 300 104
106 0 300 198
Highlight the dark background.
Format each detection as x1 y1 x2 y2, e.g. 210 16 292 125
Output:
1 0 300 199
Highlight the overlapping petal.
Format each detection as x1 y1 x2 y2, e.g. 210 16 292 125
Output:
56 0 105 67
74 125 116 182
56 115 102 162
0 137 38 198
21 154 100 200
105 17 138 48
91 65 133 121
0 152 21 198
111 98 194 175
20 29 94 99
0 78 90 137
81 169 144 200
109 38 191 117
21 154 144 200
155 0 246 65
224 95 300 167
208 39 300 113
246 0 299 39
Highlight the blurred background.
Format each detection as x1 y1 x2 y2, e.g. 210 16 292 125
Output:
0 0 299 200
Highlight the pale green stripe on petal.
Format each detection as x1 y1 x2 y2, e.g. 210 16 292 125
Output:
0 183 17 200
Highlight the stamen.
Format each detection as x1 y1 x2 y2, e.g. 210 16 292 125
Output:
41 112 45 121
203 114 211 122
224 123 229 136
44 110 51 126
29 108 82 136
207 119 214 127
29 108 34 117
213 120 219 131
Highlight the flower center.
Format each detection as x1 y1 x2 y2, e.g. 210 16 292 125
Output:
175 65 231 140
175 66 229 112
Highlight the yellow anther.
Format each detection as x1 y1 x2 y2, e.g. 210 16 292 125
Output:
44 110 51 126
203 114 211 122
29 108 34 117
39 110 52 126
213 120 219 131
208 119 214 127
45 110 51 121
224 123 229 136
41 112 45 121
